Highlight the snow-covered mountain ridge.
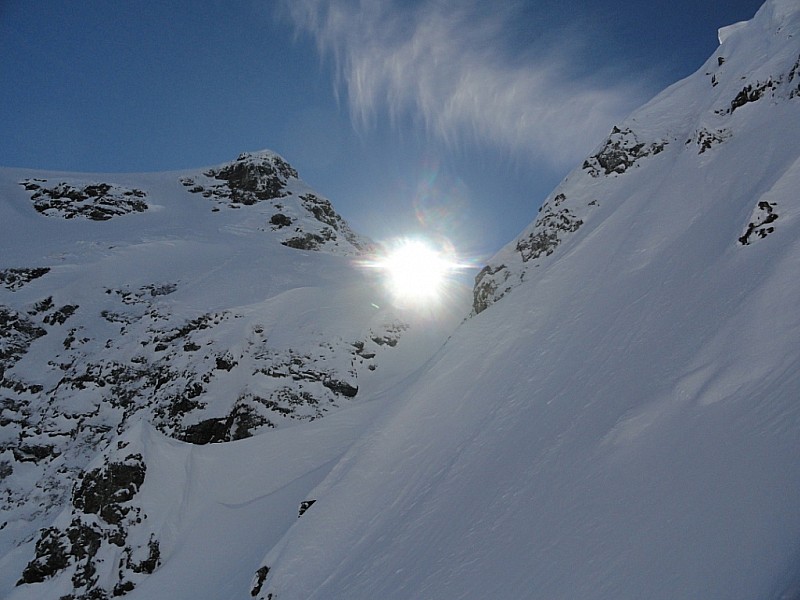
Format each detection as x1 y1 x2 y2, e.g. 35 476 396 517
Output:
0 151 468 599
3 0 800 598
474 0 800 314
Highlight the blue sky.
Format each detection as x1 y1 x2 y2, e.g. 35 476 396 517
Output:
1 0 765 259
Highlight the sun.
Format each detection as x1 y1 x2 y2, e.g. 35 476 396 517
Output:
366 237 461 306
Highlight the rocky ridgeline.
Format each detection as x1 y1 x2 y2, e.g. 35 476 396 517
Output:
472 124 673 314
472 188 600 315
16 151 368 255
179 152 298 206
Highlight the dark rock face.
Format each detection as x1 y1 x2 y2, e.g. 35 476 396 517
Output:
0 267 50 291
322 379 358 398
251 565 270 597
72 454 146 525
183 152 298 207
270 213 293 228
179 417 230 445
282 231 330 250
729 79 776 113
716 55 800 113
472 190 600 315
0 306 47 379
18 527 70 584
3 267 408 596
790 55 800 98
12 443 60 463
516 207 583 263
18 451 158 599
368 322 407 348
298 193 366 250
18 519 106 594
583 127 667 177
739 201 779 245
127 535 160 574
19 180 148 220
44 304 79 326
298 499 316 517
513 191 585 265
181 152 368 253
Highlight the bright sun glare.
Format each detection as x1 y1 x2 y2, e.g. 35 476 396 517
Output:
368 238 462 306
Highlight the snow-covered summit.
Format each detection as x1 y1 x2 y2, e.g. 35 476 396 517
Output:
183 150 370 253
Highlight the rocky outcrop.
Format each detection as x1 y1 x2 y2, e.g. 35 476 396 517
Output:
181 151 298 206
298 499 316 518
516 194 583 263
688 128 732 154
715 54 800 114
250 566 270 597
0 306 47 379
582 127 667 177
1 274 411 588
0 267 50 291
19 180 148 220
472 265 510 315
739 200 779 245
17 451 154 599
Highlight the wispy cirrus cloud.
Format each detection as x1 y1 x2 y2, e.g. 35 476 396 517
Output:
280 0 646 169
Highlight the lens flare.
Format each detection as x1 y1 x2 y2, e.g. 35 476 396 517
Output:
384 240 448 301
362 237 466 308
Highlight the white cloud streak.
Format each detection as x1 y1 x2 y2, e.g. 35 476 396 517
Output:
281 0 645 168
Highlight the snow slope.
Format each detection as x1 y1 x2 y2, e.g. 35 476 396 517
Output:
251 1 800 598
